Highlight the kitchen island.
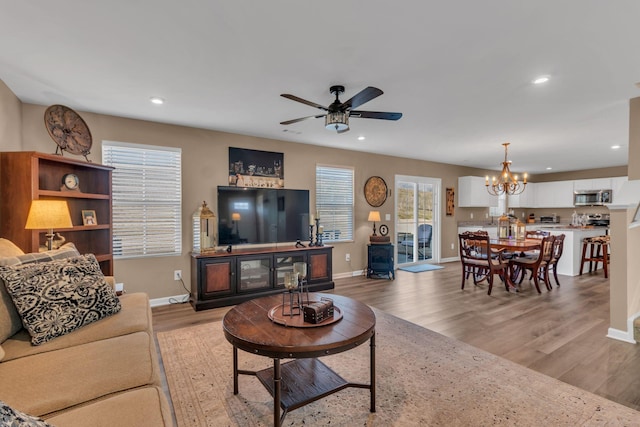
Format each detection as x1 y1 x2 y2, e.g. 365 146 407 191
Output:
539 227 607 276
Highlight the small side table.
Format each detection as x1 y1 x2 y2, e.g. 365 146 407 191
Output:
367 244 394 280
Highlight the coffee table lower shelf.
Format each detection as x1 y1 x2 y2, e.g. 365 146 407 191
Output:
255 358 349 412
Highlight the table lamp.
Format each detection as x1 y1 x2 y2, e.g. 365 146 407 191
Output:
25 200 73 250
368 211 381 236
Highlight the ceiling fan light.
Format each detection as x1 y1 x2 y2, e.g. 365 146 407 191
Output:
325 111 349 132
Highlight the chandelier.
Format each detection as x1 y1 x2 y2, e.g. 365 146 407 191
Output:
485 142 527 196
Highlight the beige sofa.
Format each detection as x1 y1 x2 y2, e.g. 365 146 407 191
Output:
0 239 174 426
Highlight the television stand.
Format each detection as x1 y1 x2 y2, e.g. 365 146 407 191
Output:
190 245 334 311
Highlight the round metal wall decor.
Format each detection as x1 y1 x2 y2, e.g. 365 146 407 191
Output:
44 104 92 161
364 176 388 207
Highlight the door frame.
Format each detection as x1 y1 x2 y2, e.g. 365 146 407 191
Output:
394 174 441 265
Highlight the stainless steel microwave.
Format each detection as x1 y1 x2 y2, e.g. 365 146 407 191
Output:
574 189 612 206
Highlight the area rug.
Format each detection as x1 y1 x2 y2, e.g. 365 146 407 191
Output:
156 308 639 426
398 263 444 273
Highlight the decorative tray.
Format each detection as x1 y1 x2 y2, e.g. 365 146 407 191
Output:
268 302 343 328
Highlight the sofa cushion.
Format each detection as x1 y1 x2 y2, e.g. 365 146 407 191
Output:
0 238 24 258
1 293 151 362
0 254 121 345
44 387 173 427
0 400 52 426
0 331 159 417
0 243 81 343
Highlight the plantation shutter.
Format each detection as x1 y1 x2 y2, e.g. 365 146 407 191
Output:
102 141 182 258
315 165 354 242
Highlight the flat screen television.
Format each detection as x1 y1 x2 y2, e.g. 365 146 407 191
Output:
217 186 310 246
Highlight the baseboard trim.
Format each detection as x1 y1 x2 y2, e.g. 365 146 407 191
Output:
440 257 459 263
606 313 638 344
150 294 190 307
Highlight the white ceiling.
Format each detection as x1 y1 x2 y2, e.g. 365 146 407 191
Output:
1 1 638 175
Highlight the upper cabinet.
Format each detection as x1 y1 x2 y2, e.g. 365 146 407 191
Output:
534 181 574 208
573 178 613 191
507 183 536 208
458 176 499 207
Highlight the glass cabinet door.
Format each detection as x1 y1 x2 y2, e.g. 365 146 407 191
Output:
237 255 272 292
274 253 307 288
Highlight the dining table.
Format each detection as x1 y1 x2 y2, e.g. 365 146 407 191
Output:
490 238 542 290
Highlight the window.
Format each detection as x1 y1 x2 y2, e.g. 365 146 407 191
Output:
102 141 182 258
315 165 354 242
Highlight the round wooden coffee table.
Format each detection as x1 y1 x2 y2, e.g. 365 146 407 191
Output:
223 292 376 427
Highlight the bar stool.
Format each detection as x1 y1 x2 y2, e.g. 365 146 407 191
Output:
579 235 610 278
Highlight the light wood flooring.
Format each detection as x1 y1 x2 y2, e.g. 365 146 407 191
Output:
152 262 640 412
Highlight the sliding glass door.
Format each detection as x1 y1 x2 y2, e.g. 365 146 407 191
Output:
395 175 440 265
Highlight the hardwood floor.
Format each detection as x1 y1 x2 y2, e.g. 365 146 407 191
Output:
152 262 640 412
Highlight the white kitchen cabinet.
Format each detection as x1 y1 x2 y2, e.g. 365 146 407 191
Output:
508 182 536 208
533 181 574 208
458 176 499 207
610 176 628 201
573 178 613 191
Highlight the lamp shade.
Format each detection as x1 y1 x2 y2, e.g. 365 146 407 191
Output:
368 211 381 222
25 200 73 229
231 212 241 221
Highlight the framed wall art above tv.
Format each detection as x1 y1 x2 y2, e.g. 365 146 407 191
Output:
228 147 284 188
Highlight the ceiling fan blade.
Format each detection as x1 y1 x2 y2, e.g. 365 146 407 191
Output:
280 114 326 125
281 94 328 111
350 110 403 120
340 87 383 110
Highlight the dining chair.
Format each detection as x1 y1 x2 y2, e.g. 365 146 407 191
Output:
519 229 551 258
459 231 509 295
509 235 555 293
545 234 565 287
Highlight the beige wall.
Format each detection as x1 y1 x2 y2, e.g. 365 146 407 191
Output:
0 79 22 151
15 102 490 299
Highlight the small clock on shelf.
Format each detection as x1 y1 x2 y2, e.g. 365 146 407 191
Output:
61 173 80 191
379 224 389 236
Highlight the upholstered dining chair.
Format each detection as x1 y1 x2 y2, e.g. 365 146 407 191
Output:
459 231 509 295
509 235 556 293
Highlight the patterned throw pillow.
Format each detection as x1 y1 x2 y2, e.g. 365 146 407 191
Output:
0 254 121 345
0 242 80 267
0 400 52 426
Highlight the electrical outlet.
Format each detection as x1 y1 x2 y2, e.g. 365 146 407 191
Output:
345 253 350 262
485 212 489 219
470 212 474 219
451 243 454 250
174 270 182 281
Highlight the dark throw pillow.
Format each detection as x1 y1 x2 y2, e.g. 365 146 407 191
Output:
0 254 121 345
0 400 53 426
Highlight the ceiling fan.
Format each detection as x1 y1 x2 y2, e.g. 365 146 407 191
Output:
280 85 402 133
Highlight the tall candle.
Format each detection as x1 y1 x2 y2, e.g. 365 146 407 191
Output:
309 214 314 225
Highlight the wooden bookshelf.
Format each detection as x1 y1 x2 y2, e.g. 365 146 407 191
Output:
0 151 114 275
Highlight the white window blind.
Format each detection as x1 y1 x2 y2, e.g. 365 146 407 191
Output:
316 165 354 242
102 141 182 258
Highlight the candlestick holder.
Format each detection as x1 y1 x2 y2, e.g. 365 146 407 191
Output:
314 218 324 246
309 224 315 247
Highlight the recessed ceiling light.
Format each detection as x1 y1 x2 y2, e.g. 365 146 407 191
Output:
533 76 550 85
611 145 621 150
546 167 553 170
150 97 165 105
358 136 365 141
